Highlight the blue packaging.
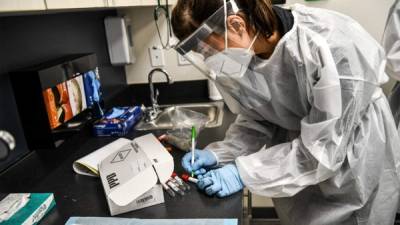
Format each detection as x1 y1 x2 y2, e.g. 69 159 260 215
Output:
83 70 102 108
93 106 142 137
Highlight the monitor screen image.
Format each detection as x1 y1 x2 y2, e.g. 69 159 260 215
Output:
42 68 102 130
67 75 87 116
83 69 102 108
42 82 74 130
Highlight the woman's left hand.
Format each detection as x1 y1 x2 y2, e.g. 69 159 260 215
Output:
197 164 244 198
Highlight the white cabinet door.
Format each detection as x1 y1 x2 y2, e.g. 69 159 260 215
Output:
141 0 155 6
107 0 176 7
108 0 142 7
0 0 46 12
45 0 107 9
141 0 176 6
166 0 177 5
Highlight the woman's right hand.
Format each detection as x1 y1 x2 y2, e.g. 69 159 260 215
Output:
181 149 218 176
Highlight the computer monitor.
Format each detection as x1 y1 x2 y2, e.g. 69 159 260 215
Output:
11 54 102 150
42 68 101 130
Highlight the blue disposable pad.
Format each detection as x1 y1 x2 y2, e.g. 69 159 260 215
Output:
66 217 238 225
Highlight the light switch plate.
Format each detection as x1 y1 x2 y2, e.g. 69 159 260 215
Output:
149 46 165 67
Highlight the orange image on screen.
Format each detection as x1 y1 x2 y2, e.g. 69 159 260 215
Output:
43 82 73 129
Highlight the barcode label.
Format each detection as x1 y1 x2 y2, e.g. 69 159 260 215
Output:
136 195 153 204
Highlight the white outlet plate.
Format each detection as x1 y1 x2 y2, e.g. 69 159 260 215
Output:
177 53 191 66
149 46 165 67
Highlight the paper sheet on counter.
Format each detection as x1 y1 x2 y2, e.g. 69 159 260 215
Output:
72 138 131 177
65 217 238 225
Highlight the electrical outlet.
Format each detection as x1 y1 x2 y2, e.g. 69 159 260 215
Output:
149 46 165 67
177 53 191 66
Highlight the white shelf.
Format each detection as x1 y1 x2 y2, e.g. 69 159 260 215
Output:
0 0 46 12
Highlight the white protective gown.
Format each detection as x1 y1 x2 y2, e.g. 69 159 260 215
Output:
207 4 400 225
384 0 400 128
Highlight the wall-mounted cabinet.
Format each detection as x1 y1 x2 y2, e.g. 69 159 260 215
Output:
0 0 176 13
142 0 177 6
45 0 107 9
107 0 141 7
0 0 46 12
109 0 177 7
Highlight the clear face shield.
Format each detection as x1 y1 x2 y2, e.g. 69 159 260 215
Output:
174 0 258 80
174 0 270 119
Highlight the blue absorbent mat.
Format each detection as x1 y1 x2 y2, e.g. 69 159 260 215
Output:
65 217 238 225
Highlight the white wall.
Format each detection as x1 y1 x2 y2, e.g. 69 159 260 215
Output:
121 0 395 85
119 7 205 84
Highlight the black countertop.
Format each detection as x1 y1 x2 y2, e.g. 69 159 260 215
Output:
0 98 240 225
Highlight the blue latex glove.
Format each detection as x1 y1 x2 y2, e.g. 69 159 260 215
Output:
106 108 125 119
197 164 244 198
181 149 217 176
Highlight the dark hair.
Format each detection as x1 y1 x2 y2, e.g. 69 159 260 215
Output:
171 0 278 41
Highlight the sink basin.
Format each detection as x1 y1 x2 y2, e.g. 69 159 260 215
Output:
135 101 224 130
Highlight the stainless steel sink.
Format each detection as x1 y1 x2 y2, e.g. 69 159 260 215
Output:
135 101 224 130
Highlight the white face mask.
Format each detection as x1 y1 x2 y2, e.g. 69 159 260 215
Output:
205 48 253 79
205 32 259 79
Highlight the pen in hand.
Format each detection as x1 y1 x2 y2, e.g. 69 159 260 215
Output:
191 126 196 177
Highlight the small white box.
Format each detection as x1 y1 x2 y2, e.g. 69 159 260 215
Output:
99 134 174 216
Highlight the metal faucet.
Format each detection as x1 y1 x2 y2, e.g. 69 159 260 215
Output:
146 68 173 122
